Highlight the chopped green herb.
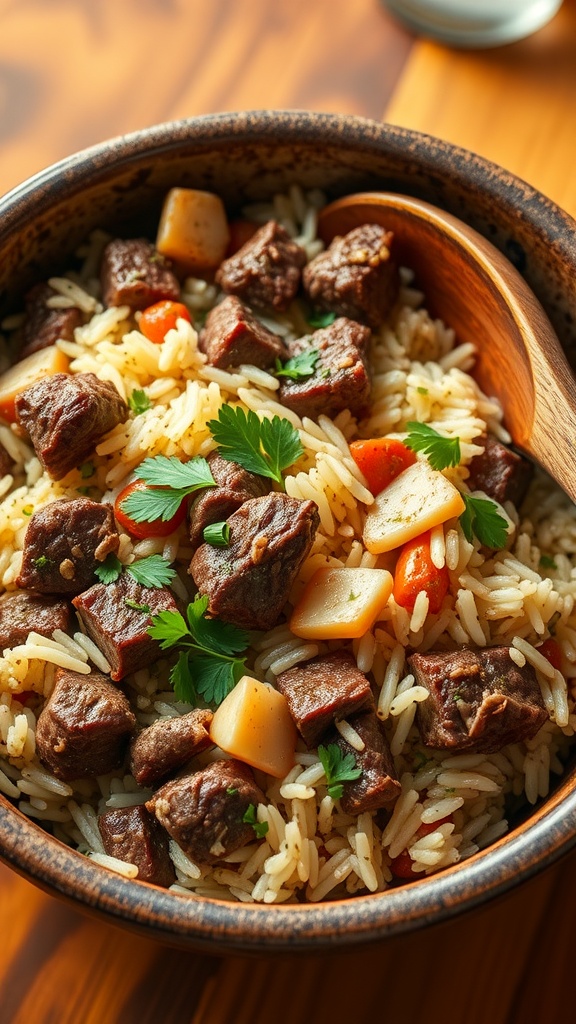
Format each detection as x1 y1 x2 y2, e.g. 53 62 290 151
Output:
80 461 94 479
120 454 215 523
76 486 92 496
274 348 319 380
317 743 362 801
348 591 359 602
22 505 33 517
307 310 337 329
203 521 231 547
128 389 152 415
148 595 250 707
94 553 123 585
208 405 303 490
540 554 558 570
404 421 461 471
416 386 429 395
32 555 52 570
242 803 269 838
226 786 238 796
125 597 152 614
126 554 176 588
459 493 508 549
453 691 462 702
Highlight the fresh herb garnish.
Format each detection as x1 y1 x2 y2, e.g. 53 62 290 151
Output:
80 461 94 479
226 786 238 795
32 555 52 570
203 521 231 547
148 595 250 706
416 387 429 395
308 310 337 329
128 389 152 415
95 552 176 588
22 505 33 517
120 455 215 523
540 554 558 570
125 598 152 614
404 422 461 470
459 493 508 549
242 803 269 838
208 405 303 490
274 348 319 380
317 743 362 801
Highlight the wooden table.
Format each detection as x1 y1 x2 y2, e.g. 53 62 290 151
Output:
1 1 576 1020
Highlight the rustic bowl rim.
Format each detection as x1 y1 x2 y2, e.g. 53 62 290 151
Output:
1 109 576 953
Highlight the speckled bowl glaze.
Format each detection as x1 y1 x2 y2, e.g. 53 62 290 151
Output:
1 111 576 954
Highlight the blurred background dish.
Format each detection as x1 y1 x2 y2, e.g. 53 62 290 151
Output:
382 0 563 47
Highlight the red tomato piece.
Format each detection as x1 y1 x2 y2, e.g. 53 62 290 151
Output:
537 637 563 671
416 816 453 838
139 300 191 344
114 479 186 540
393 530 450 614
349 438 417 496
225 218 259 257
389 850 424 880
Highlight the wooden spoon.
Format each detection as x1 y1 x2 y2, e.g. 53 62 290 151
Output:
317 192 576 504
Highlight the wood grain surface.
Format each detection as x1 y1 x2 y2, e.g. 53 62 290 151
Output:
1 1 576 1021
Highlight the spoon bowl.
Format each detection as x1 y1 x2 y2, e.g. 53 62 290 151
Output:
318 192 576 503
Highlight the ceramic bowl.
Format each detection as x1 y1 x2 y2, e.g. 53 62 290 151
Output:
1 111 576 954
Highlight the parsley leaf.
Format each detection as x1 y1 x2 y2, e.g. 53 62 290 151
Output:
317 743 362 801
203 521 231 546
242 803 269 838
120 455 215 523
128 389 152 415
32 555 52 570
540 554 558 570
94 553 123 584
274 348 319 380
404 421 461 470
459 493 508 549
126 554 176 588
148 595 250 707
308 310 337 329
208 405 303 488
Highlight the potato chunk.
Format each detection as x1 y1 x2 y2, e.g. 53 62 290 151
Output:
210 676 297 779
363 459 465 554
156 187 230 272
290 567 393 639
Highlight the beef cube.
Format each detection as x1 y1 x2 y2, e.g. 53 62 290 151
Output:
98 805 175 888
17 498 119 596
101 238 180 311
35 667 136 780
275 650 374 747
190 493 319 631
130 709 214 788
72 574 179 682
0 591 71 650
188 451 271 548
0 441 14 478
146 758 266 865
20 283 82 359
215 220 307 313
199 295 287 369
409 646 548 754
467 434 534 508
303 223 400 330
325 711 400 814
15 372 128 480
278 317 371 421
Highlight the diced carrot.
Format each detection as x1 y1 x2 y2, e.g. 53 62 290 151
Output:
226 219 259 257
0 346 70 423
537 637 563 671
393 530 450 614
389 850 424 880
349 437 416 495
138 300 191 344
114 480 186 540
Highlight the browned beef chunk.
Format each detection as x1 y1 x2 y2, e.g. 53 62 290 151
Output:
72 574 179 682
35 667 136 780
188 451 271 548
466 434 534 508
275 650 375 747
199 295 287 369
0 441 14 478
16 498 119 596
278 317 371 421
0 591 71 651
130 709 214 788
409 646 548 754
325 711 400 814
101 238 180 311
20 283 82 359
190 493 319 631
146 758 266 865
15 372 128 480
98 805 175 887
303 224 400 330
215 220 307 313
